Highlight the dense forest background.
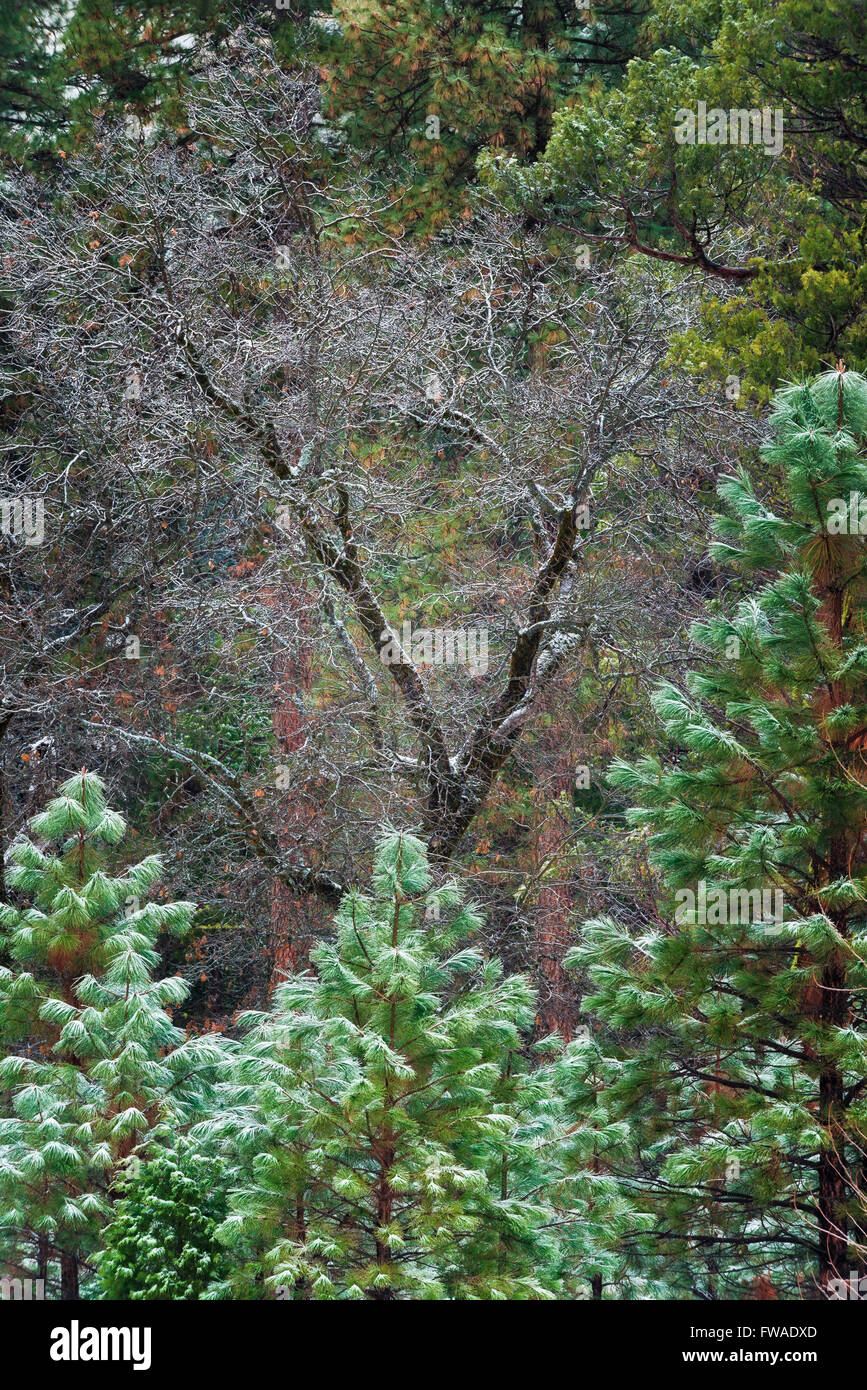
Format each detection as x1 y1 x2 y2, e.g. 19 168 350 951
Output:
1 0 866 1302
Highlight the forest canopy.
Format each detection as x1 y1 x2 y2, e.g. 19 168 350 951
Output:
1 0 867 1317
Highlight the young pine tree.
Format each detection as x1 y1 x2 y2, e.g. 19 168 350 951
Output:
200 831 559 1300
97 1141 229 1300
0 771 221 1298
568 368 867 1298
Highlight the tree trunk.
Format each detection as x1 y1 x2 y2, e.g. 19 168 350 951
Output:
370 1144 396 1300
816 940 850 1292
0 714 9 905
523 0 553 154
532 747 582 1038
268 584 323 993
60 1251 79 1301
813 504 854 1293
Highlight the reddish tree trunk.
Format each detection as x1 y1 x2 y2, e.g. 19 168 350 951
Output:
268 587 324 992
533 753 581 1039
816 935 850 1292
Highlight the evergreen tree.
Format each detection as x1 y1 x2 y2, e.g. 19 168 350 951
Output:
199 831 559 1300
0 0 65 156
61 0 245 134
97 1141 229 1299
484 0 867 397
541 1034 669 1299
0 1 294 160
567 368 867 1298
0 771 221 1298
318 1 643 227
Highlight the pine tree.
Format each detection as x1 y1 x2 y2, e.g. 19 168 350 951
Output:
0 0 64 157
199 830 559 1300
97 1141 229 1299
61 0 241 135
317 1 593 227
489 1 867 399
0 771 221 1298
0 1 298 159
541 1034 670 1299
567 368 867 1298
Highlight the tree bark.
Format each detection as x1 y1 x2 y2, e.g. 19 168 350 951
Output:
60 1251 79 1301
533 751 581 1038
268 583 323 992
816 906 850 1292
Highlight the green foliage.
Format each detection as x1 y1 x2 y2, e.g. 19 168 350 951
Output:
318 1 645 227
6 0 866 1309
541 1034 672 1298
0 772 222 1289
482 1 867 397
97 1142 229 1299
0 1 65 156
567 369 867 1297
198 830 560 1299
